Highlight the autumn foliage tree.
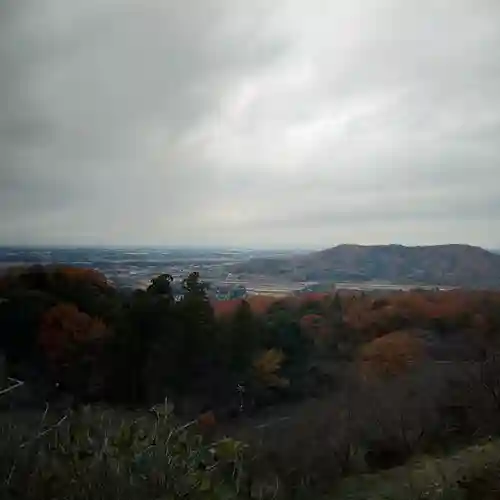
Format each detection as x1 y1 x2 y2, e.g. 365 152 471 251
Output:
299 314 331 350
39 303 108 398
39 304 107 360
252 348 289 389
358 330 426 381
0 265 118 368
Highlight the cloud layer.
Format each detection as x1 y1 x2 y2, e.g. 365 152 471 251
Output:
1 0 499 249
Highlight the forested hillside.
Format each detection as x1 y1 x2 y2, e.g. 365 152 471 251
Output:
233 244 500 288
3 264 500 498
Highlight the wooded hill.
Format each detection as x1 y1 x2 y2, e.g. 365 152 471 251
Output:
232 244 500 288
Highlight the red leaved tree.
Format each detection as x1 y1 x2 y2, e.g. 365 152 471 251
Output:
39 303 109 398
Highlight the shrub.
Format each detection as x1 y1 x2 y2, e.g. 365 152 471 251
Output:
0 401 250 500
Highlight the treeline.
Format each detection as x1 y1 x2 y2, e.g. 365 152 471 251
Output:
0 265 341 415
2 264 500 418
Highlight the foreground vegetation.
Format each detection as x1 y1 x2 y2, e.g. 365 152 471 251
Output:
2 264 500 497
335 438 500 499
4 393 500 499
0 402 250 500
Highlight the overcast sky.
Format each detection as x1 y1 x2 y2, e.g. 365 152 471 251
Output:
1 0 499 249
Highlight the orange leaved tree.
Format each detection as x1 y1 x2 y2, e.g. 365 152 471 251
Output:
39 303 107 361
39 303 108 398
358 330 426 382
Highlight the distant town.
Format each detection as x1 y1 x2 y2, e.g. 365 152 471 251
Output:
0 246 455 300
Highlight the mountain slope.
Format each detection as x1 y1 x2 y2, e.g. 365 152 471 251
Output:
232 244 500 288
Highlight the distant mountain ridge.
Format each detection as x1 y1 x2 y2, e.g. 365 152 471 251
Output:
232 244 500 288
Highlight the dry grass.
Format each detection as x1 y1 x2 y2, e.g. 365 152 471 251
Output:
0 404 249 500
332 438 500 499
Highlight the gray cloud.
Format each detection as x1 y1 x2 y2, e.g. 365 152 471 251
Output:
1 0 499 249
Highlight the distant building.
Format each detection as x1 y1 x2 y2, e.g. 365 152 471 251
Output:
296 283 336 295
208 283 247 300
